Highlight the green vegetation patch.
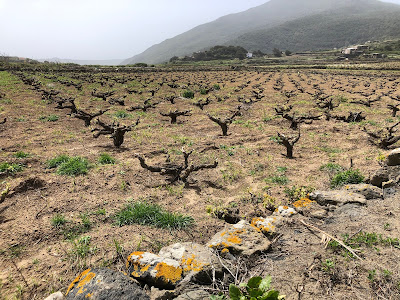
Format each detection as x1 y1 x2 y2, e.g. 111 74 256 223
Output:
330 169 364 188
46 155 90 176
98 153 116 165
114 200 195 230
0 162 24 175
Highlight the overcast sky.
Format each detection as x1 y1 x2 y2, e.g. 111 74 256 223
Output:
1 0 400 60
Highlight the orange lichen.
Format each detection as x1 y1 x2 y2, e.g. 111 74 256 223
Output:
292 198 315 208
66 269 92 295
126 251 145 268
85 293 93 298
227 233 242 244
154 262 183 284
181 254 205 272
221 248 229 254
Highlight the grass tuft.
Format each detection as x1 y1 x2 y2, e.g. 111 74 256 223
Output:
98 153 116 165
57 157 90 176
114 200 194 230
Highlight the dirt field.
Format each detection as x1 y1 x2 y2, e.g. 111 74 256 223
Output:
0 67 400 299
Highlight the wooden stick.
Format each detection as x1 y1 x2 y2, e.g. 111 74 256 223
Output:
300 220 362 260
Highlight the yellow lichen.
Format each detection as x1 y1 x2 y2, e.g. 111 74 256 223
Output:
181 254 205 272
85 293 93 298
221 248 229 254
126 251 144 268
66 269 92 295
226 233 242 244
154 262 183 284
292 198 316 208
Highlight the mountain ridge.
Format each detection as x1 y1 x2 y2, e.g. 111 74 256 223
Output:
122 0 400 65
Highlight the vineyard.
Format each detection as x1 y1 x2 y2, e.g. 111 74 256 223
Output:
0 65 400 299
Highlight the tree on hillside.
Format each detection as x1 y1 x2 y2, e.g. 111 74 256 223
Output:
273 48 282 57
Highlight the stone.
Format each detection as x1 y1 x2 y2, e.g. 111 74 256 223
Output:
276 206 297 217
158 242 223 284
369 166 400 187
385 148 400 166
44 291 65 300
65 268 148 300
291 198 328 219
343 184 383 199
250 216 284 236
309 190 366 206
175 290 210 300
207 220 271 257
126 251 183 289
382 180 399 198
150 287 177 300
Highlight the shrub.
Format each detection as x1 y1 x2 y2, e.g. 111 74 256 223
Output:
57 157 90 176
330 169 364 188
114 200 194 230
98 153 116 165
182 90 194 99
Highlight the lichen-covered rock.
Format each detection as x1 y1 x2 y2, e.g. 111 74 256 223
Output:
309 190 366 206
175 290 210 300
126 251 183 289
158 242 223 284
207 220 271 256
291 198 328 218
385 148 400 166
44 291 65 300
65 268 148 300
251 216 284 235
343 184 383 199
275 205 297 217
369 166 400 187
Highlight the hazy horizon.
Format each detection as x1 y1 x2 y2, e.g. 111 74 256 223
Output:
1 0 400 61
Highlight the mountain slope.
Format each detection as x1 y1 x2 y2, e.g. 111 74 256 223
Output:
227 1 400 52
122 0 355 65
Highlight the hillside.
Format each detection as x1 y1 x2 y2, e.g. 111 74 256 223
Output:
227 2 400 53
122 0 400 65
122 0 354 65
38 58 124 66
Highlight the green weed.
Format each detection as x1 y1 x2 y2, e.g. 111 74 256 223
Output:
330 169 364 188
98 153 116 165
51 214 67 228
114 200 194 230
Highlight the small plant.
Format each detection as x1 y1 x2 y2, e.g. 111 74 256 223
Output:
319 163 344 174
98 153 116 165
114 200 194 230
46 154 70 168
182 90 195 99
200 88 208 95
69 236 97 261
39 115 59 122
330 169 364 188
284 185 315 202
0 162 24 175
51 214 67 228
228 276 285 300
56 156 90 176
13 151 29 158
213 84 221 90
114 110 131 119
79 213 91 230
321 259 335 273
